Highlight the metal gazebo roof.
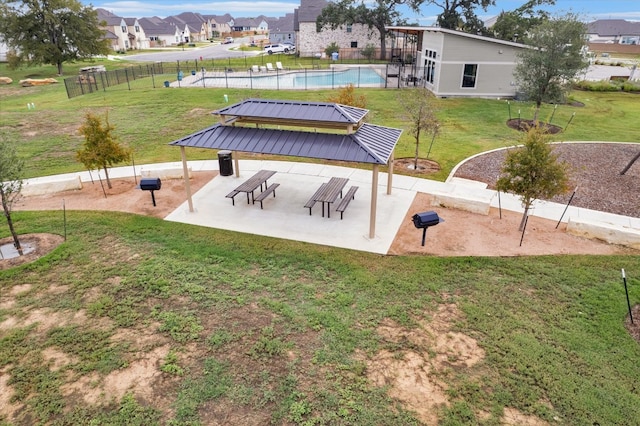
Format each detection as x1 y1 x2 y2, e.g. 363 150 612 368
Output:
168 122 401 165
213 98 370 130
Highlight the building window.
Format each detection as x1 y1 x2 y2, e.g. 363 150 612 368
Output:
462 64 478 88
351 41 357 48
346 24 352 33
121 25 127 33
135 25 140 32
124 40 129 48
425 59 435 84
150 36 158 41
620 36 638 45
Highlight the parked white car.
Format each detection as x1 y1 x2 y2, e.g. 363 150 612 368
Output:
264 44 294 54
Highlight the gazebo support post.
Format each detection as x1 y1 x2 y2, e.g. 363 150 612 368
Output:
233 151 240 177
180 146 194 212
387 151 394 195
369 165 379 239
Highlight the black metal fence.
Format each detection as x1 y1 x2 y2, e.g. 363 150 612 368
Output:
64 60 422 98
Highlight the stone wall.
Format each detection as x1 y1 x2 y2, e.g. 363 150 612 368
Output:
298 22 383 57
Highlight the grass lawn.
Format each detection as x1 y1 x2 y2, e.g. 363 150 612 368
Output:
1 212 639 424
1 61 639 425
2 60 639 180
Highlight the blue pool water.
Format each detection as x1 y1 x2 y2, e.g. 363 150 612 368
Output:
293 68 385 87
199 67 385 90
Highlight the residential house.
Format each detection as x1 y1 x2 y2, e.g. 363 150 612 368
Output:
232 17 269 36
96 8 131 51
388 26 528 98
587 19 640 45
171 12 209 41
163 16 196 43
139 17 182 47
294 0 382 58
203 14 234 38
124 17 150 50
266 13 295 45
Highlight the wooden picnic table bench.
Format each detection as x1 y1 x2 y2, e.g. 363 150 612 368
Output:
226 170 277 205
253 183 280 209
305 177 348 218
304 183 326 215
335 186 359 219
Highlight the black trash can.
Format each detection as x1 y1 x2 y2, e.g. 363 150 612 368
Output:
218 150 233 176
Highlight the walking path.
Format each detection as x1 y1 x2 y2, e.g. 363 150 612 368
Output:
19 159 640 254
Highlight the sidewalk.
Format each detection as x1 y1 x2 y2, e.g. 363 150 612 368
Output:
19 160 640 253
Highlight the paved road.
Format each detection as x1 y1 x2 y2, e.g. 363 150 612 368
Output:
125 35 265 62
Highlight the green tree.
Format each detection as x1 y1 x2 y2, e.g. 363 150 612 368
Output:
400 88 440 170
514 14 588 121
0 135 25 254
427 0 495 33
491 0 555 43
317 0 424 60
77 113 131 189
496 125 570 231
0 0 110 75
361 43 377 61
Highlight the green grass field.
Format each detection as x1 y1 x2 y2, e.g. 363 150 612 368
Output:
1 60 639 425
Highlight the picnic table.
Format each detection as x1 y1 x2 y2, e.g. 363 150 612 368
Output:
226 170 277 205
306 177 348 218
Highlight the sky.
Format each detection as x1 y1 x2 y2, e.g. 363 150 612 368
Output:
86 0 640 23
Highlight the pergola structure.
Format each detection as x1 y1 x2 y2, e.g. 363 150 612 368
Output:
168 99 402 238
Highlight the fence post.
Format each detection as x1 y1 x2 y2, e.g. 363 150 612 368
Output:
125 67 131 90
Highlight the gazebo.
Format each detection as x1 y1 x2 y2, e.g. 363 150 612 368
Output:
168 99 403 238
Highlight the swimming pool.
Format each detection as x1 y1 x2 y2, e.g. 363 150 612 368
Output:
195 67 386 90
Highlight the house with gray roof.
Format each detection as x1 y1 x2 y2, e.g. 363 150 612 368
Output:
203 14 234 38
267 14 296 45
138 17 181 47
124 17 150 50
232 17 269 35
172 12 209 41
587 19 640 45
97 8 131 51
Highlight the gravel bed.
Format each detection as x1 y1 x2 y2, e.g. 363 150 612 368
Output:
453 143 640 218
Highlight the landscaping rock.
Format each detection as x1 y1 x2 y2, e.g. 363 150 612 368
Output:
19 78 58 87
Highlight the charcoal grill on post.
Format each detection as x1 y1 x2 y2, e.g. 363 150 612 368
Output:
139 177 162 206
412 211 444 246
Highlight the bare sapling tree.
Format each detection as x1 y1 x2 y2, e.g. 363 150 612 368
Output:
0 136 25 254
77 112 131 189
496 125 570 231
400 88 440 170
